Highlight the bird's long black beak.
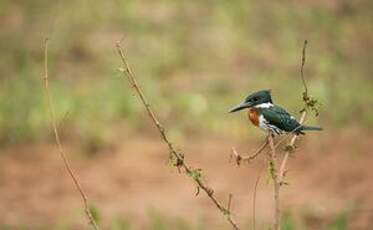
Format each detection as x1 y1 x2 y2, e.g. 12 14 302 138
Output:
229 101 253 113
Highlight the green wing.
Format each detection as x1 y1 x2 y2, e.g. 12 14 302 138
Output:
260 105 301 132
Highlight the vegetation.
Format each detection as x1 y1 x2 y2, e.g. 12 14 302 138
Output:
0 0 371 229
1 0 372 146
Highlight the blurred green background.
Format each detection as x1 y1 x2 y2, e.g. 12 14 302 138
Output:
0 0 372 229
1 0 372 147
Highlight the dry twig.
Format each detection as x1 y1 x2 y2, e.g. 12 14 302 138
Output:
231 138 269 165
268 40 316 229
252 161 265 230
116 41 240 230
278 111 306 184
278 40 312 185
227 193 233 213
300 40 309 98
42 39 99 230
268 134 281 230
243 40 317 230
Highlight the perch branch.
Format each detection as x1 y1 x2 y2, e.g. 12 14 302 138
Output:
116 41 240 230
278 40 311 185
268 134 281 230
42 39 99 230
252 161 265 230
278 112 306 184
265 40 313 230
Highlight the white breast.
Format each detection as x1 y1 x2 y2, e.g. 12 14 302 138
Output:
258 115 269 131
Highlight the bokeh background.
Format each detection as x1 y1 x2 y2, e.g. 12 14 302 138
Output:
0 0 372 229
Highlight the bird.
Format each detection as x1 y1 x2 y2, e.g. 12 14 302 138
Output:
229 89 322 135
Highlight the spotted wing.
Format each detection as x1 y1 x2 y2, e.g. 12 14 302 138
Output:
260 105 301 133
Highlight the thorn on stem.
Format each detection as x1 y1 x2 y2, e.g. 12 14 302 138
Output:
195 186 200 196
227 193 233 213
230 147 242 166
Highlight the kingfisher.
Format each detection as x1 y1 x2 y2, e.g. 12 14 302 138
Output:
229 90 322 135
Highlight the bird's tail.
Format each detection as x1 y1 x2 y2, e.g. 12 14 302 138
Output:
300 125 323 131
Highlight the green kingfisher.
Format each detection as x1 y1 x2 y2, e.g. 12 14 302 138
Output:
229 90 322 135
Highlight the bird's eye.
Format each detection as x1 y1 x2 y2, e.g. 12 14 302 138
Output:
253 97 258 101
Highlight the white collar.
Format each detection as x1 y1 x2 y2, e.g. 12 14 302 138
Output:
254 102 273 108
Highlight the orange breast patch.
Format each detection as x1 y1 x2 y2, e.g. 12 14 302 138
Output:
248 108 260 127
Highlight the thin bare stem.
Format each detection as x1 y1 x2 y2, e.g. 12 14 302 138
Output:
252 161 265 230
42 39 99 230
278 112 306 184
268 134 280 230
116 41 240 230
279 40 310 184
230 40 314 230
301 40 308 97
227 193 233 213
231 138 269 165
267 40 313 229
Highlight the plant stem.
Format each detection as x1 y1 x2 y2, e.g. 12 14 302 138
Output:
268 134 281 230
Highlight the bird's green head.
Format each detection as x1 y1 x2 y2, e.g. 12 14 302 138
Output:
229 89 273 113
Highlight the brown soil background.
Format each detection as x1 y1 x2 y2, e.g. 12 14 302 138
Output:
0 131 372 229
